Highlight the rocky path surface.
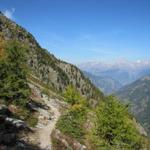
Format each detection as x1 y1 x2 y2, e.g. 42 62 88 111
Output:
27 83 67 150
26 93 63 150
37 97 61 150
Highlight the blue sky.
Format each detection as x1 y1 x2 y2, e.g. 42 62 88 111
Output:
1 0 150 64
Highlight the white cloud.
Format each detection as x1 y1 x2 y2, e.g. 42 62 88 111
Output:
3 8 15 19
79 59 150 71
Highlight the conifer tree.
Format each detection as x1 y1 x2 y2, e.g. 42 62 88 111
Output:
95 96 141 149
0 40 30 106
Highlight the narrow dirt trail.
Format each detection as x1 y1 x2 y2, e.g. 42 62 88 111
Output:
27 83 67 150
36 97 61 150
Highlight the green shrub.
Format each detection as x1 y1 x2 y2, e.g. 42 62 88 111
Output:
14 106 38 127
42 88 50 96
14 107 30 120
58 86 87 140
93 96 142 150
0 40 30 106
57 103 86 140
63 84 82 105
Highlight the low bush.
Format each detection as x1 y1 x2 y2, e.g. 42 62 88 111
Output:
93 96 142 150
57 103 86 140
57 85 87 140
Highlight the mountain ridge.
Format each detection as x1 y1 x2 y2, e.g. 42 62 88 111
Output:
83 71 122 94
116 75 150 136
0 13 104 107
79 61 150 86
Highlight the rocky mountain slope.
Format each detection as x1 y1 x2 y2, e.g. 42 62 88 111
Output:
116 75 150 136
0 12 104 107
83 71 122 94
0 12 104 149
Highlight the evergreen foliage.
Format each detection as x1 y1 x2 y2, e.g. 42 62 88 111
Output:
57 85 87 140
0 40 30 106
63 84 81 105
57 103 86 139
94 96 141 149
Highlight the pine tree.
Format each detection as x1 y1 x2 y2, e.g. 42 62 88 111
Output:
0 40 30 106
95 96 141 149
63 84 81 105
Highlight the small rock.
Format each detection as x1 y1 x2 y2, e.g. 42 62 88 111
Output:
5 117 27 129
27 102 38 111
15 142 25 150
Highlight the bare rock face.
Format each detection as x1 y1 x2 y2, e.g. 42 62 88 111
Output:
0 104 28 149
0 116 18 147
0 106 42 150
5 117 27 129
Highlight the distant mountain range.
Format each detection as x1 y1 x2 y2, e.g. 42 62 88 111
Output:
83 71 122 95
116 75 150 136
79 61 150 94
